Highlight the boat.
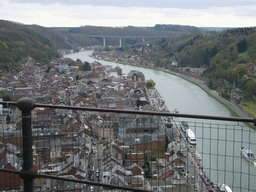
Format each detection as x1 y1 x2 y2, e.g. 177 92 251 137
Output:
218 184 232 192
241 147 256 162
186 129 196 145
181 121 188 132
195 151 202 161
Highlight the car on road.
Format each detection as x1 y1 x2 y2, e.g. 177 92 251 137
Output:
96 168 100 177
90 186 94 192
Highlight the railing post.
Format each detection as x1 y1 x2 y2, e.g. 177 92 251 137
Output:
17 97 36 192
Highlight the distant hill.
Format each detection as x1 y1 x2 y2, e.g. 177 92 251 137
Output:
0 20 232 73
147 24 204 33
25 25 99 50
113 27 256 99
53 25 205 47
0 20 60 72
199 27 231 34
16 23 209 51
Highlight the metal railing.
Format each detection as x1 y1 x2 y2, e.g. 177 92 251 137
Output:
0 98 256 192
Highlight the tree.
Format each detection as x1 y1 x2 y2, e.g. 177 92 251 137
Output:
145 79 156 89
236 38 248 53
82 61 91 71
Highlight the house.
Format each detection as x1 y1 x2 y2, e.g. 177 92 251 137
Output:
34 140 51 164
126 175 145 188
0 154 22 190
103 142 125 160
0 142 19 160
102 174 128 192
102 156 123 170
231 88 244 101
127 70 145 83
168 153 186 166
62 114 81 132
154 165 174 180
127 163 144 176
125 152 145 167
246 63 256 73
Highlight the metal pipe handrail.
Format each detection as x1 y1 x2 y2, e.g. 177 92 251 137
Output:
0 168 152 192
1 100 255 125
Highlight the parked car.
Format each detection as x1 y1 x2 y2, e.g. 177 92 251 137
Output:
176 164 186 172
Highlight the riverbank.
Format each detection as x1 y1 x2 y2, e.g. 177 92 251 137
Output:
90 53 256 130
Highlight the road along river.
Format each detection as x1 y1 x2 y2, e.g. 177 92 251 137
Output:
65 50 256 192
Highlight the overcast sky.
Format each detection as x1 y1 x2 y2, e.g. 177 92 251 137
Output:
1 0 256 28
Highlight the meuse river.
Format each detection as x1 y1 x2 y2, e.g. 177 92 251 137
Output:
65 50 256 192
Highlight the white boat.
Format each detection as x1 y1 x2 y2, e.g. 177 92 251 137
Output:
195 151 202 161
219 184 232 192
186 129 196 145
181 121 188 132
241 147 256 162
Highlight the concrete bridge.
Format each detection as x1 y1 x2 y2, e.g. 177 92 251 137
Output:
85 35 169 47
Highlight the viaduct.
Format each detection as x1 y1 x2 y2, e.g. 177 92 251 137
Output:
85 35 170 47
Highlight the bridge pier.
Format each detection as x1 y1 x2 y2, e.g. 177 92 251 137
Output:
119 38 122 47
103 37 106 47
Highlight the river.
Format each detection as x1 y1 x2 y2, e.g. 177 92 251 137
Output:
65 50 256 192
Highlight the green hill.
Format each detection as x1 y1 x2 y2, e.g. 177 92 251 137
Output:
110 27 256 99
53 25 205 47
0 20 60 72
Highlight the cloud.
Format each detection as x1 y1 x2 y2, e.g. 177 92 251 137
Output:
0 0 256 27
9 0 256 9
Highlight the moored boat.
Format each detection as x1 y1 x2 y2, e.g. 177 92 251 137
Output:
241 147 256 162
218 184 232 192
186 129 196 145
195 151 202 161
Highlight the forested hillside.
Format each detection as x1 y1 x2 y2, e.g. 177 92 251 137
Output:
112 27 256 99
0 20 60 72
2 18 254 101
54 25 203 47
0 20 208 73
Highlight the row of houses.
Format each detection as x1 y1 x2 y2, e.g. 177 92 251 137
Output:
0 55 190 191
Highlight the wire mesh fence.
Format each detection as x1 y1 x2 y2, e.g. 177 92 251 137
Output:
0 101 256 192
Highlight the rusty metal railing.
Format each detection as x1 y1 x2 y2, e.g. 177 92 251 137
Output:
0 98 256 192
